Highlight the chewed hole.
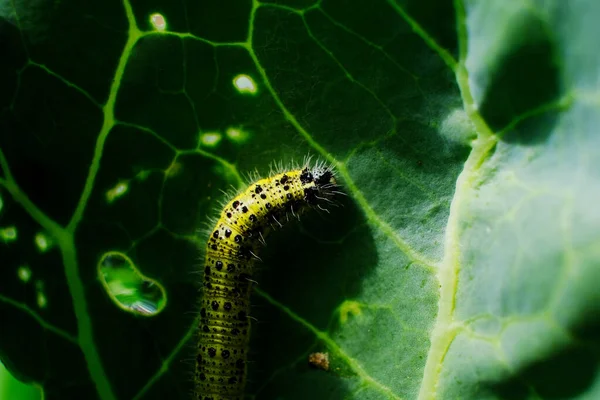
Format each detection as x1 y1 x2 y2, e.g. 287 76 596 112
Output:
98 251 167 316
1 226 17 242
35 280 47 309
200 132 222 147
150 13 167 31
226 127 250 144
35 232 53 252
232 74 257 94
17 265 32 283
106 181 128 203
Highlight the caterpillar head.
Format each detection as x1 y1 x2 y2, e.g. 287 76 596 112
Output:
300 166 338 206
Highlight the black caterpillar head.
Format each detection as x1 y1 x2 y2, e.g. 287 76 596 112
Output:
300 166 338 206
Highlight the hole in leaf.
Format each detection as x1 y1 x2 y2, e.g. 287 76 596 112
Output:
1 226 17 242
232 74 257 94
98 251 166 316
17 266 32 283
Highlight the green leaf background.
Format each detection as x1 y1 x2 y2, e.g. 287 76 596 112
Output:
1 0 599 399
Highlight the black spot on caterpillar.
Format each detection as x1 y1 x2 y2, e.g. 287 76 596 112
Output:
195 161 341 399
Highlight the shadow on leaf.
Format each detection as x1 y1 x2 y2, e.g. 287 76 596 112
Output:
480 10 563 145
248 194 376 399
490 316 600 399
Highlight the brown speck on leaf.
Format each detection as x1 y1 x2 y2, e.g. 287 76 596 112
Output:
308 352 330 371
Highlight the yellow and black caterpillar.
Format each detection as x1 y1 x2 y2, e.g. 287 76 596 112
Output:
195 162 339 400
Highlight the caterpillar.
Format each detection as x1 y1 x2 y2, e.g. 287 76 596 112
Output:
194 161 340 400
